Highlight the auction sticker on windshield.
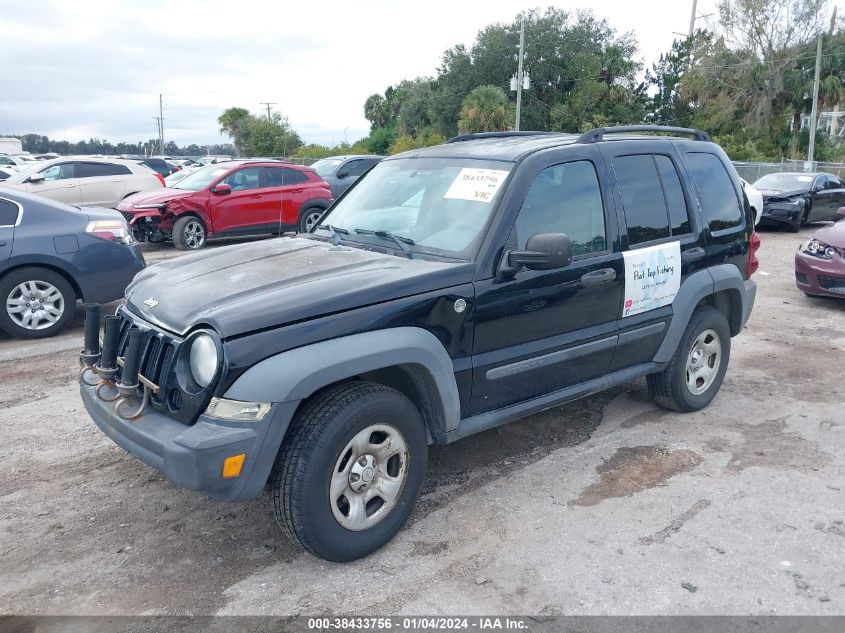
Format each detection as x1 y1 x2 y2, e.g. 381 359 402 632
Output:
622 241 681 317
444 168 510 203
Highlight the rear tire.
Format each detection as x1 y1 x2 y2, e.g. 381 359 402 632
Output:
647 306 731 412
0 267 76 339
297 207 324 234
172 216 206 250
271 381 427 562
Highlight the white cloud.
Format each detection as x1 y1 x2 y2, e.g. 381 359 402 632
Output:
8 0 829 148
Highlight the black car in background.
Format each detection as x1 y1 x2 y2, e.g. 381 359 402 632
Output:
120 155 179 178
0 190 145 338
309 154 384 198
753 171 845 231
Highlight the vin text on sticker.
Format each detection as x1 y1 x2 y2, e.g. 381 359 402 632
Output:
443 168 509 203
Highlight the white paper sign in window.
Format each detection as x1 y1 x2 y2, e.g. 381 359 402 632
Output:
622 241 681 317
443 168 509 203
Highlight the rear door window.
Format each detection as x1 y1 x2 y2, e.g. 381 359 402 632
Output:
264 167 309 187
684 152 743 232
613 155 670 245
79 162 131 178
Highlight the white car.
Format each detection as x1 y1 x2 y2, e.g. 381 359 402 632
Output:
0 154 36 171
0 157 163 208
740 177 763 226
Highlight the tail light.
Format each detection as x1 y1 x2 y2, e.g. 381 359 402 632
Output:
155 173 166 186
86 220 135 245
747 231 761 277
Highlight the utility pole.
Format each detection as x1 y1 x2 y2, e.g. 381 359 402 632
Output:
807 8 837 166
152 116 163 156
515 19 525 131
688 0 698 37
158 94 164 155
260 102 277 121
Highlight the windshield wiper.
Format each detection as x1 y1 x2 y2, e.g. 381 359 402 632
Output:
354 229 415 258
315 223 348 246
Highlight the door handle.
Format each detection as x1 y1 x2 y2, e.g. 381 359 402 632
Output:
580 268 616 286
0 241 6 247
111 179 121 182
682 247 705 262
64 184 75 188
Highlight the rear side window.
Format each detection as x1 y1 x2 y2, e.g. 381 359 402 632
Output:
265 167 309 187
0 198 19 225
613 154 692 245
79 162 131 178
684 152 743 232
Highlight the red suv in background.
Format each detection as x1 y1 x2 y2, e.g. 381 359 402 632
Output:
117 160 333 249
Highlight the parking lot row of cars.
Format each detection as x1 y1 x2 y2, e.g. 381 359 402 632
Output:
0 140 843 342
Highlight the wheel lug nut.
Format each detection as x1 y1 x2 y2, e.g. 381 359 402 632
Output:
350 473 360 482
357 456 367 466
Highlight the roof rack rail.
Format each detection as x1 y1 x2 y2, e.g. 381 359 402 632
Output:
576 125 711 144
447 131 563 143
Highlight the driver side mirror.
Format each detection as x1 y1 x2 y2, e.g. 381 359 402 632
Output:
336 170 349 179
28 173 45 184
836 207 845 221
500 233 573 276
211 183 232 195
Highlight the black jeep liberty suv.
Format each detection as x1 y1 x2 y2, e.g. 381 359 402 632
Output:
79 126 759 561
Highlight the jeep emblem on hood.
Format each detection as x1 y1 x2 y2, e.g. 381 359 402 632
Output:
143 298 159 309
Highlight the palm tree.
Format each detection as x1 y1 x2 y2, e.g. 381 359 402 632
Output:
217 107 251 156
363 94 389 128
457 86 515 134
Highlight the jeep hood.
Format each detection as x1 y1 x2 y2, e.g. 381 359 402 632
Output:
124 237 473 337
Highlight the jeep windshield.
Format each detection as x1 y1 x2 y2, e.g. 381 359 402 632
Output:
316 157 513 259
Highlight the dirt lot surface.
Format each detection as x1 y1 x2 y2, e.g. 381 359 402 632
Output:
1 228 843 616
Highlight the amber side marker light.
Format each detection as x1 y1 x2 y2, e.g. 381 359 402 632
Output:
222 454 246 478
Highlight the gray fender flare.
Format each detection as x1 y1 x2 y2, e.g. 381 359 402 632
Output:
653 264 751 363
224 327 462 433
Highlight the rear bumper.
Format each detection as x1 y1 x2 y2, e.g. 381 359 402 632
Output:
795 250 845 298
81 381 299 501
741 278 757 328
77 243 145 304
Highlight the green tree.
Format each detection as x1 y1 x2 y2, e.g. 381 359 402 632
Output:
457 85 515 133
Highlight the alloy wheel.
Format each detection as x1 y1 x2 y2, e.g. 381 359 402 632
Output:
184 220 205 248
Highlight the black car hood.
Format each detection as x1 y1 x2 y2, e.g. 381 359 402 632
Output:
759 188 809 200
125 237 473 338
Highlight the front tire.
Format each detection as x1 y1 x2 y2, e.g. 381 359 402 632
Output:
647 306 731 412
172 216 207 250
0 267 76 339
271 382 428 562
297 207 324 234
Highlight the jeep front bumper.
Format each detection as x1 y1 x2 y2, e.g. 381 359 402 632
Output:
81 381 298 501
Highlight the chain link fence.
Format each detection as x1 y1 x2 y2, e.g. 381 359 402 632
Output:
733 160 845 182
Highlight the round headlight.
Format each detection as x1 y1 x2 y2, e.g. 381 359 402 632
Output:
189 333 219 388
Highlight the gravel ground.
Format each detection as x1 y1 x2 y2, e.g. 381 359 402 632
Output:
0 227 843 616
